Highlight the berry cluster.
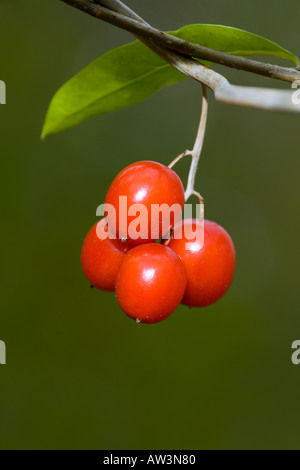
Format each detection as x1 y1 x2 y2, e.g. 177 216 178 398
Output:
81 161 236 324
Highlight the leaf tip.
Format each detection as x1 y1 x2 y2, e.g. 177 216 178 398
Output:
40 122 49 140
41 116 54 140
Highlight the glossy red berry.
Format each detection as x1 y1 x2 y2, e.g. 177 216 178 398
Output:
81 219 131 291
104 161 185 245
115 244 187 323
168 219 236 307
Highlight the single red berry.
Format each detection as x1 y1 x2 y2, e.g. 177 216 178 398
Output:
81 219 131 291
104 161 185 245
168 219 236 307
115 244 187 324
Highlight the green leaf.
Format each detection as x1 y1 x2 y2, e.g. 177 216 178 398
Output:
42 25 299 137
174 24 300 66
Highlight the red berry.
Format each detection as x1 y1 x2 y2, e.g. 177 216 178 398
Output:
104 161 185 245
115 244 187 323
168 219 236 307
81 219 131 291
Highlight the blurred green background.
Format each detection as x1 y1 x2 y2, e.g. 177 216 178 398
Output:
0 0 300 450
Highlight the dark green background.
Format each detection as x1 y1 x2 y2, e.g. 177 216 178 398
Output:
0 0 299 450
